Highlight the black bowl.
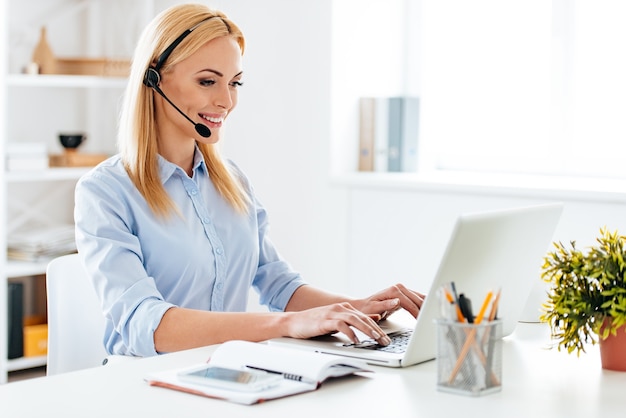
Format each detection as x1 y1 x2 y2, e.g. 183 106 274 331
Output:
59 133 86 149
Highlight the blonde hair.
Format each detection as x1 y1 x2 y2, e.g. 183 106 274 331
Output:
118 4 249 217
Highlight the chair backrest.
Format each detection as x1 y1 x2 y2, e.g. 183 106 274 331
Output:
46 253 108 375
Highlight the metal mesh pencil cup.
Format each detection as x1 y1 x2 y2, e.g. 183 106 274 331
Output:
434 319 503 396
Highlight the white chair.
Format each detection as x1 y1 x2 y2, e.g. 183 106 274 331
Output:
46 253 109 375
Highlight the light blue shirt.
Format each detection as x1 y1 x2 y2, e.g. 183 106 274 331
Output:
74 149 306 357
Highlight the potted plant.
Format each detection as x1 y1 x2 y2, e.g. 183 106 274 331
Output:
540 227 626 371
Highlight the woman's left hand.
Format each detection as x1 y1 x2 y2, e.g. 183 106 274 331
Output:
353 283 426 320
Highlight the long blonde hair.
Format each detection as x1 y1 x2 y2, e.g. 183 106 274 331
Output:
118 4 249 217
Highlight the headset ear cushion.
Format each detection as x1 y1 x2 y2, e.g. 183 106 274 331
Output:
143 67 160 88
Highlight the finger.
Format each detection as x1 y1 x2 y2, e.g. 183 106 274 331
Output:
391 284 426 318
323 305 383 345
342 310 391 346
368 298 400 317
368 313 383 322
330 320 361 344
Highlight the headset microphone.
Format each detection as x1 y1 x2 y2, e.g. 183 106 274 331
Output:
142 17 217 139
144 68 212 138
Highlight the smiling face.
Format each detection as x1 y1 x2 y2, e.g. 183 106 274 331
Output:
154 35 243 165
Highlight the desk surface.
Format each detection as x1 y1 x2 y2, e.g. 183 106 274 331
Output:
1 323 624 418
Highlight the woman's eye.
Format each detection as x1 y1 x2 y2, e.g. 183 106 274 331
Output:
230 80 244 88
199 79 216 87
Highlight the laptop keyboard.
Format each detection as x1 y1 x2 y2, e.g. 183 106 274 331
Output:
343 328 413 354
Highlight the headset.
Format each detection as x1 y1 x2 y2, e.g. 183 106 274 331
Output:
143 17 217 138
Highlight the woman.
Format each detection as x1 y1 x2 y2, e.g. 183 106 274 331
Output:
75 3 424 357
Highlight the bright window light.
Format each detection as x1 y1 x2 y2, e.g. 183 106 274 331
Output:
419 0 626 179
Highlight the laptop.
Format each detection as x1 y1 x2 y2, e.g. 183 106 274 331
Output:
269 203 563 367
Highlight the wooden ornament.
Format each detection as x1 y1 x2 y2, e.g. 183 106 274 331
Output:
31 27 56 74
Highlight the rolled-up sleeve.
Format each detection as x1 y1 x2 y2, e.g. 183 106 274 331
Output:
75 161 173 357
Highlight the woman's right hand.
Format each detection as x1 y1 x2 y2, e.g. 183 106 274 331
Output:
283 302 391 346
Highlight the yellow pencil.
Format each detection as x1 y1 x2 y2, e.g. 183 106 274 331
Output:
474 290 493 325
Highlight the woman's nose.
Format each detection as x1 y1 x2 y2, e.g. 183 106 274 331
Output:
213 84 234 109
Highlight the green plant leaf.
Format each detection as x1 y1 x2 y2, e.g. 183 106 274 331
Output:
540 227 626 355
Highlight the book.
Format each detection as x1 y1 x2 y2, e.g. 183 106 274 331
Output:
358 97 391 172
7 224 77 262
386 97 403 172
399 96 420 172
6 141 49 171
358 97 376 171
387 96 419 172
8 282 24 359
374 97 390 172
145 340 373 405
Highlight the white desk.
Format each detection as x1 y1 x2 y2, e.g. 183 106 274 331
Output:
0 323 623 418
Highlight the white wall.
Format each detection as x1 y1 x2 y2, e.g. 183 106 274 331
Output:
206 0 349 293
154 0 350 294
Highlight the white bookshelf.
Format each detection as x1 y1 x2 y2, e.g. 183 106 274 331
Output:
0 0 144 384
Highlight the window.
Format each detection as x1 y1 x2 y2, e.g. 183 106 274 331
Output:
420 0 626 179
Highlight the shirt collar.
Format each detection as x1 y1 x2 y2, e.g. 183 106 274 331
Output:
157 144 208 184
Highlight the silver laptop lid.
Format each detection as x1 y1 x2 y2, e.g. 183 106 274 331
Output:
269 203 563 368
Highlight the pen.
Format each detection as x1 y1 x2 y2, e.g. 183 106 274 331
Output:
483 288 501 386
480 288 502 347
450 281 460 307
244 365 316 386
443 287 465 322
458 293 474 323
487 288 501 321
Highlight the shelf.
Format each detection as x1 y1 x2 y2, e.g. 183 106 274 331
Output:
1 0 144 385
5 260 49 278
6 355 47 372
331 170 626 204
7 73 127 89
5 166 92 183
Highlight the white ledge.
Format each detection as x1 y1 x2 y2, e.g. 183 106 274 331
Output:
7 74 127 88
330 171 626 204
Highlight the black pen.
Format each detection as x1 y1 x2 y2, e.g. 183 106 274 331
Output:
458 293 474 323
245 365 316 385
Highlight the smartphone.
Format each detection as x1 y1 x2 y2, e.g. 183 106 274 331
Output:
177 365 282 392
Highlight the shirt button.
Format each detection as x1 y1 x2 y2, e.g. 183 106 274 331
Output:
190 189 198 196
216 248 223 255
216 282 223 291
203 218 211 224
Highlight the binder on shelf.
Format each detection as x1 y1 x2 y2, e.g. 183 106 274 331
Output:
374 97 390 172
387 97 403 172
357 96 420 172
8 282 24 359
358 97 375 171
398 96 419 173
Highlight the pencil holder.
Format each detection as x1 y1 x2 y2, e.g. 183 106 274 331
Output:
434 319 503 396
